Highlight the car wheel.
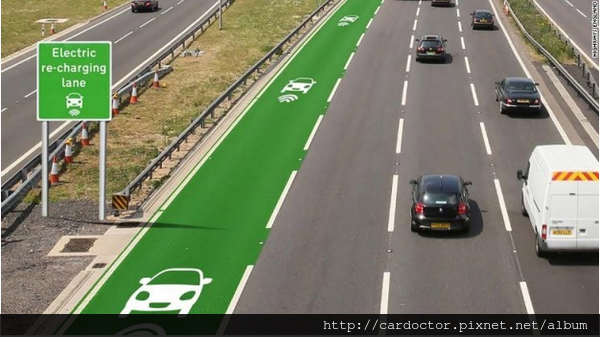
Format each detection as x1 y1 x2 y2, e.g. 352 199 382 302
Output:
131 7 136 12
535 234 546 257
411 222 419 233
521 195 528 217
499 101 505 114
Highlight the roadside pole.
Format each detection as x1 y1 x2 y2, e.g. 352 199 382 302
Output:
219 0 223 30
41 122 49 216
99 122 107 220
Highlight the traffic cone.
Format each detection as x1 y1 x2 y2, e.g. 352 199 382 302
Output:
130 82 138 104
152 71 160 89
103 1 108 10
64 140 73 164
503 1 509 14
112 94 120 116
49 156 60 185
50 23 56 34
81 122 90 146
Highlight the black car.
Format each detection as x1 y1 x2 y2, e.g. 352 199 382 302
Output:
431 0 452 6
131 0 158 12
415 35 447 62
495 77 541 114
410 175 472 233
471 9 494 29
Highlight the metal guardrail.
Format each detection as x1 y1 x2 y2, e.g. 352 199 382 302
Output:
1 0 234 218
118 0 334 201
506 0 599 112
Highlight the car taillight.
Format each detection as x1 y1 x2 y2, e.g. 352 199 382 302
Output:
506 98 513 103
458 202 467 215
533 99 539 104
437 47 444 53
415 202 424 214
417 47 425 52
541 224 547 240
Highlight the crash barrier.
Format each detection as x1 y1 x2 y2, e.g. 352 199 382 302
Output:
112 0 335 210
1 0 235 218
506 0 598 112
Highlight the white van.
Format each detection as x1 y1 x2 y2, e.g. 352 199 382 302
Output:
517 145 599 257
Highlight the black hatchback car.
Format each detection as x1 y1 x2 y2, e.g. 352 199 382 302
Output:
470 9 494 29
415 35 447 62
495 77 541 114
410 175 472 233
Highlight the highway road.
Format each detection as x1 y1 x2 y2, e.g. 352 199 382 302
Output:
534 0 598 70
0 0 218 179
50 0 597 333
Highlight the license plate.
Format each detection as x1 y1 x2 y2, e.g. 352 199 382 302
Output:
517 99 529 103
552 229 572 235
426 52 436 55
431 222 451 229
481 19 487 22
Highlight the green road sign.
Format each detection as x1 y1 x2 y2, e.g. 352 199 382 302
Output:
37 41 112 121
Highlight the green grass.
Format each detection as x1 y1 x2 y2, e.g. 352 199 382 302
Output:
506 0 576 64
1 0 128 57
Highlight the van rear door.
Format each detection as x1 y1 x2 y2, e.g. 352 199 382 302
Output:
576 192 599 250
548 194 577 248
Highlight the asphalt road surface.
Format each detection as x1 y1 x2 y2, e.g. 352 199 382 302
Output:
1 0 218 179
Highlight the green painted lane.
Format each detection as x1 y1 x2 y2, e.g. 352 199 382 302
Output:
64 0 380 333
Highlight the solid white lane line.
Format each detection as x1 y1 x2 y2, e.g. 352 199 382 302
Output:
458 21 462 32
405 55 411 73
412 19 418 31
380 272 391 315
304 115 324 151
367 18 374 29
139 17 156 28
177 0 184 4
455 0 459 5
416 7 420 16
226 265 254 314
464 56 471 74
396 119 404 154
565 0 573 7
401 80 408 105
456 8 460 17
24 90 36 98
1 108 6 113
490 0 573 143
114 31 133 44
375 5 381 15
344 52 355 70
409 34 415 49
576 8 587 17
461 36 466 50
469 83 479 106
479 122 492 155
357 33 365 47
519 281 536 314
388 175 398 232
493 179 512 232
266 171 298 229
328 78 342 103
161 7 173 15
542 65 598 149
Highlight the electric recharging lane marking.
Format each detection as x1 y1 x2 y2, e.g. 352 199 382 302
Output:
266 171 298 229
328 78 342 103
344 52 355 70
225 265 254 315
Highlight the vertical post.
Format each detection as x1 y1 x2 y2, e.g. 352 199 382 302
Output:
41 23 45 36
99 121 107 220
219 0 223 30
42 122 49 217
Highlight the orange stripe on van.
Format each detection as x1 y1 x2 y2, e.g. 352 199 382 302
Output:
552 171 599 181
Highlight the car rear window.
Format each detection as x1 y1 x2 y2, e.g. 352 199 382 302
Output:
419 192 458 205
421 41 441 48
475 12 492 19
507 82 537 92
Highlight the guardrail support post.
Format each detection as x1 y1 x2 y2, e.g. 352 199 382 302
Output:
219 0 223 30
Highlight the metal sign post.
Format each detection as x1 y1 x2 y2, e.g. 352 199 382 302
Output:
37 41 112 219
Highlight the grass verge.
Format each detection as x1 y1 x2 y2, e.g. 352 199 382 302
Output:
23 0 327 205
504 0 576 64
1 1 129 58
